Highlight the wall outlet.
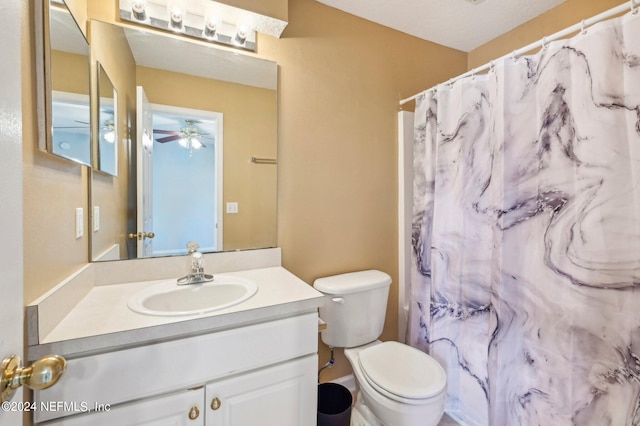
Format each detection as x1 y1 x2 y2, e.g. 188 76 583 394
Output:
75 208 84 239
226 202 239 214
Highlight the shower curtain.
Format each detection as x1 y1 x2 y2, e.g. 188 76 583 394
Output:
409 10 640 426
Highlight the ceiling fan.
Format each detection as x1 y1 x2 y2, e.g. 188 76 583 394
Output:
153 119 213 150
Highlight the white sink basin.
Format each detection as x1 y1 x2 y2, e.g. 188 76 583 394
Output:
128 275 258 316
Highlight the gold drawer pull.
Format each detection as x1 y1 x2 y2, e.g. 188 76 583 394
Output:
188 406 200 420
211 397 221 410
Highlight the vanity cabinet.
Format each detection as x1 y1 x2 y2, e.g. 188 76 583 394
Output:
35 313 318 425
205 356 316 426
43 388 206 425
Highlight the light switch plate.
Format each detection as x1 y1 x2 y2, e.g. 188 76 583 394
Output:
75 208 84 239
226 202 239 214
93 206 100 232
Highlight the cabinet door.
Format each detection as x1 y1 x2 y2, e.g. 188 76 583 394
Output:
44 388 204 426
205 355 317 426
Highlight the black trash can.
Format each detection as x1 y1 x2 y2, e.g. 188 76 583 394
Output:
317 382 353 426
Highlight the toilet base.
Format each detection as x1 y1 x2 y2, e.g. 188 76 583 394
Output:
350 391 382 426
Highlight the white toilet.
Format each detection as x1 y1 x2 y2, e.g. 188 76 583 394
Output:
314 270 446 426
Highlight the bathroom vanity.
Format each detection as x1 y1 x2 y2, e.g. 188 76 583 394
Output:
27 249 324 425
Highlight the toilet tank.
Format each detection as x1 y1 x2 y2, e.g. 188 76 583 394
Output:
313 270 391 348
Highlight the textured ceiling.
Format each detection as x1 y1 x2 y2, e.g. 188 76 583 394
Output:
314 0 567 52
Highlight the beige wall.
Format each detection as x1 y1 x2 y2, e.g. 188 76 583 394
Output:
51 50 89 94
216 0 288 22
136 67 278 251
468 0 625 69
23 0 89 304
258 0 467 380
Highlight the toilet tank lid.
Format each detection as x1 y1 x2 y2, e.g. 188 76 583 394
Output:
313 270 391 295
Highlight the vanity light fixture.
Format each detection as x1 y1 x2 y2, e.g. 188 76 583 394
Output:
119 0 258 51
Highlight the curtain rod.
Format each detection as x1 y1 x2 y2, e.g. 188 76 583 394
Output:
399 0 638 106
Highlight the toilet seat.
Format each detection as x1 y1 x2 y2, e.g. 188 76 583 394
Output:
358 341 446 404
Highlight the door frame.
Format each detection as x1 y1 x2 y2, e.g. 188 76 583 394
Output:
0 0 25 424
150 103 224 253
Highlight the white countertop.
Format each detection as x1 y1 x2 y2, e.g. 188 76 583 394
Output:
28 267 324 360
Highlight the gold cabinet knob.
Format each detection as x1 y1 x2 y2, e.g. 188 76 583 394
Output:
1 355 66 403
211 397 221 410
188 406 200 420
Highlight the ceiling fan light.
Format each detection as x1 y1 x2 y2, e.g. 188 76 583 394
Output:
103 130 116 143
178 137 189 148
191 138 204 149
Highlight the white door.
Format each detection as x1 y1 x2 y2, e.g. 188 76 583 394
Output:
0 0 24 425
136 86 154 258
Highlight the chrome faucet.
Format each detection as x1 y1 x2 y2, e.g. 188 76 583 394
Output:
177 242 214 285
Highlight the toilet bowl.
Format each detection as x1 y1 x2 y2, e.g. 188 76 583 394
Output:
313 270 447 426
345 341 446 426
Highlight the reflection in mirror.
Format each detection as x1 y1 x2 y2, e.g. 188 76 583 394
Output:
46 0 91 166
147 106 223 257
51 93 90 163
97 63 118 176
90 22 278 261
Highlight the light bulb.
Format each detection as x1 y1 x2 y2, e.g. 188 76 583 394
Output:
235 25 248 44
103 130 115 143
131 0 146 21
191 138 204 149
204 14 219 38
168 1 185 31
178 137 189 148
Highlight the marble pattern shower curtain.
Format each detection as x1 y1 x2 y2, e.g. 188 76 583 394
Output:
409 10 640 426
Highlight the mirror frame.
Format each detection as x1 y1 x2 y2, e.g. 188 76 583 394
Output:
95 61 119 176
37 0 92 166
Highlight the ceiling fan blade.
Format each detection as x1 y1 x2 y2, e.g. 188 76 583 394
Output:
153 129 179 134
156 135 182 143
74 120 90 125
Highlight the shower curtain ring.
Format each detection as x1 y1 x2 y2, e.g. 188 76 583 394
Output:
511 50 518 62
632 0 639 14
489 61 495 74
541 37 548 50
580 20 587 34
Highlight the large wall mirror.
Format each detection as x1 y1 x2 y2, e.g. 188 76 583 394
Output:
42 0 91 166
89 21 278 262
